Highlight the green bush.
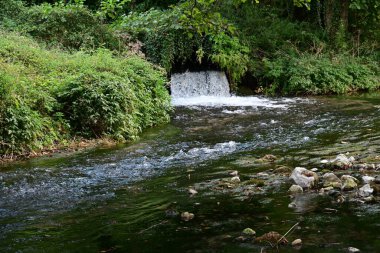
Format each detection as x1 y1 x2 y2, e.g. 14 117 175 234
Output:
24 2 123 50
0 31 171 156
0 0 26 30
263 53 380 95
120 8 249 86
57 50 171 140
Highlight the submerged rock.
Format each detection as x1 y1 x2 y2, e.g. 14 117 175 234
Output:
292 238 302 246
290 167 318 188
358 184 373 197
289 184 303 194
243 178 265 186
347 247 360 253
188 188 198 195
242 228 256 236
256 231 288 245
274 165 292 174
323 173 342 188
230 176 240 183
370 181 380 195
257 154 277 163
181 212 194 221
165 209 179 218
229 170 238 177
341 175 358 191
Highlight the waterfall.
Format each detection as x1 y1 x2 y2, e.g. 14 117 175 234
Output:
170 71 292 108
171 71 230 98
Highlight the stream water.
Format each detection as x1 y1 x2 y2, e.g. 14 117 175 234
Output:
1 74 380 252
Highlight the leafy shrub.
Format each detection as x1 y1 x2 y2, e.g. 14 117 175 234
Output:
0 0 26 30
210 33 250 87
0 31 171 156
24 2 123 50
57 50 171 140
121 9 200 71
121 7 249 86
263 53 380 95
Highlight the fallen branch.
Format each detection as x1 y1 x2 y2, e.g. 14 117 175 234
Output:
277 222 299 245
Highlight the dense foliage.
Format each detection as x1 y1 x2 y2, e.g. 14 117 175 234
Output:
0 31 170 156
0 0 379 157
117 0 379 94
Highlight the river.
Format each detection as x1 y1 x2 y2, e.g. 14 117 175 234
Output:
1 91 380 252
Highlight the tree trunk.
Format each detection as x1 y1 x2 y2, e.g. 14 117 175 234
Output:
324 0 334 38
340 0 349 31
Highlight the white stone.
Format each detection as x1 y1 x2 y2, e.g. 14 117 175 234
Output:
362 176 375 184
358 184 373 197
229 170 238 176
348 247 360 253
289 184 303 194
290 167 318 188
292 239 302 246
188 188 198 195
231 176 240 183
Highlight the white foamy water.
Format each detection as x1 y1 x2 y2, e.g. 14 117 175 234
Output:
170 71 301 107
171 71 230 97
171 95 288 108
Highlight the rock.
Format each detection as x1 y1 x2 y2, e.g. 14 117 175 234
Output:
337 195 346 203
341 175 358 191
323 173 342 188
288 202 297 208
181 212 194 221
358 184 373 197
257 172 269 178
362 176 375 184
363 196 375 203
370 181 380 195
331 154 353 169
311 168 318 172
319 186 335 194
374 176 380 184
321 159 329 164
274 165 292 173
347 247 360 253
258 154 277 162
235 236 249 242
292 239 302 246
243 178 265 186
256 231 288 245
188 188 198 195
165 209 178 218
290 167 318 188
231 176 240 183
242 228 256 236
288 184 303 194
229 170 238 176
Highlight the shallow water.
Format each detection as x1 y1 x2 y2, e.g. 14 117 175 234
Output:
1 95 380 252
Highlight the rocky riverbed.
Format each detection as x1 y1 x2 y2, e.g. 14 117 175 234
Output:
2 95 380 252
169 153 380 252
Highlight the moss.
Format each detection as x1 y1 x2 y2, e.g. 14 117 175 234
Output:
243 178 265 187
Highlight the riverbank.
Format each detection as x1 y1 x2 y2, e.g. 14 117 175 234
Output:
0 30 171 159
0 137 118 163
